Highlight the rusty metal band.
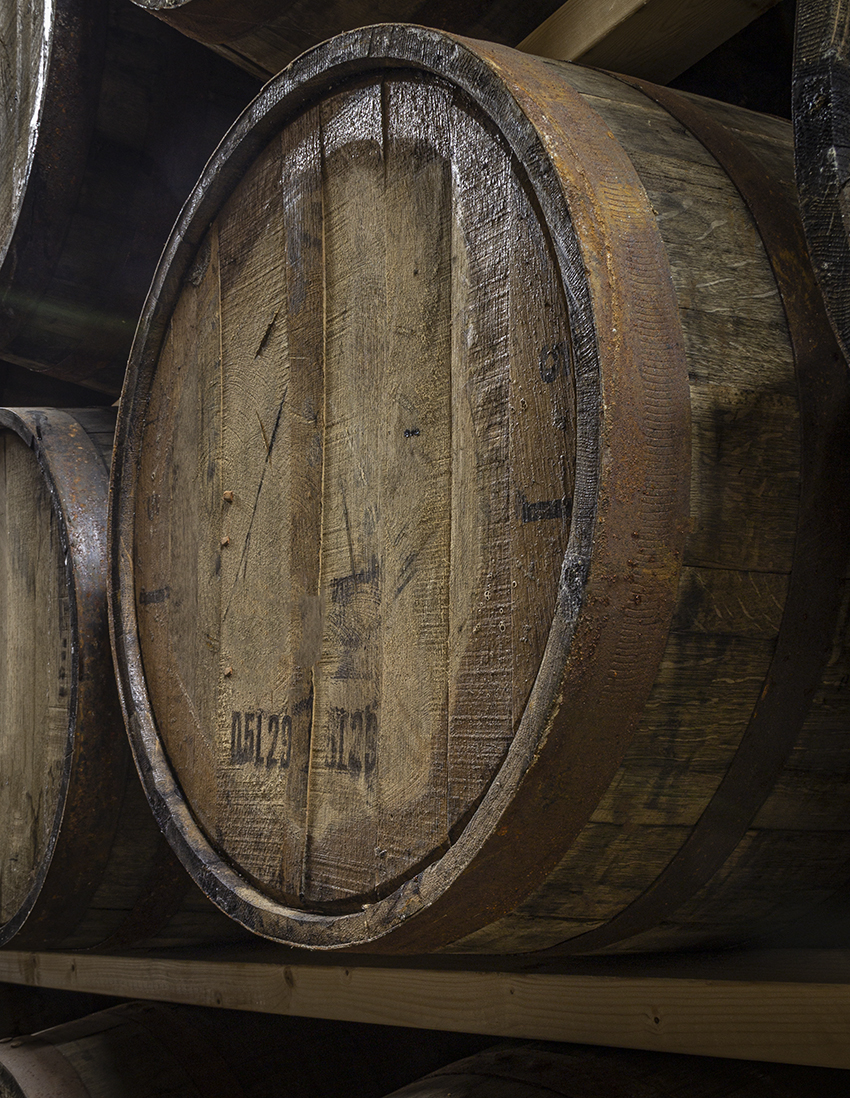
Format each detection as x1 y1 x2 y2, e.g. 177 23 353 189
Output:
556 76 850 953
0 1036 90 1098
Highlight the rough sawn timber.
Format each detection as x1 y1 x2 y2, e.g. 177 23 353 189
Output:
518 0 782 84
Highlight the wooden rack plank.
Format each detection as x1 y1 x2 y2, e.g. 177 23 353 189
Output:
518 0 781 83
1 951 850 1069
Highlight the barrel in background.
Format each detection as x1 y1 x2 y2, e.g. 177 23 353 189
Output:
0 0 258 396
0 407 242 950
381 1043 850 1098
0 986 123 1041
108 26 850 954
0 364 115 408
0 1001 494 1098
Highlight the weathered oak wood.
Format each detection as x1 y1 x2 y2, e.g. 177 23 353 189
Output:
0 407 242 950
0 0 257 395
518 0 782 83
110 27 850 954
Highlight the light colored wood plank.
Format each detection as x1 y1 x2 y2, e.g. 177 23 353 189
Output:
445 99 514 832
518 0 781 84
216 125 302 904
302 83 386 906
376 79 453 887
4 952 850 1069
135 226 224 845
519 0 659 58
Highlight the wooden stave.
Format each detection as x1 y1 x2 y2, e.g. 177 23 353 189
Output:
0 407 241 950
0 0 258 397
108 26 850 954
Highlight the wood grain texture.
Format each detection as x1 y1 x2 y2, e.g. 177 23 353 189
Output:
518 0 781 83
9 950 850 1069
111 27 850 954
0 0 258 395
121 48 577 941
449 64 849 956
0 408 242 950
0 0 51 270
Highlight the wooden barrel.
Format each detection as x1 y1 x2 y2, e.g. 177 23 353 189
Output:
0 407 242 949
382 1044 850 1098
109 26 850 954
0 1001 492 1098
129 0 567 80
0 0 258 396
0 987 122 1042
793 0 850 366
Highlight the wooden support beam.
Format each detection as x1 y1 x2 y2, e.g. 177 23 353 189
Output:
2 951 850 1069
518 0 782 83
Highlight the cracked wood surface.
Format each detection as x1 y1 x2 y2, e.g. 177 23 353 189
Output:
131 68 574 914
